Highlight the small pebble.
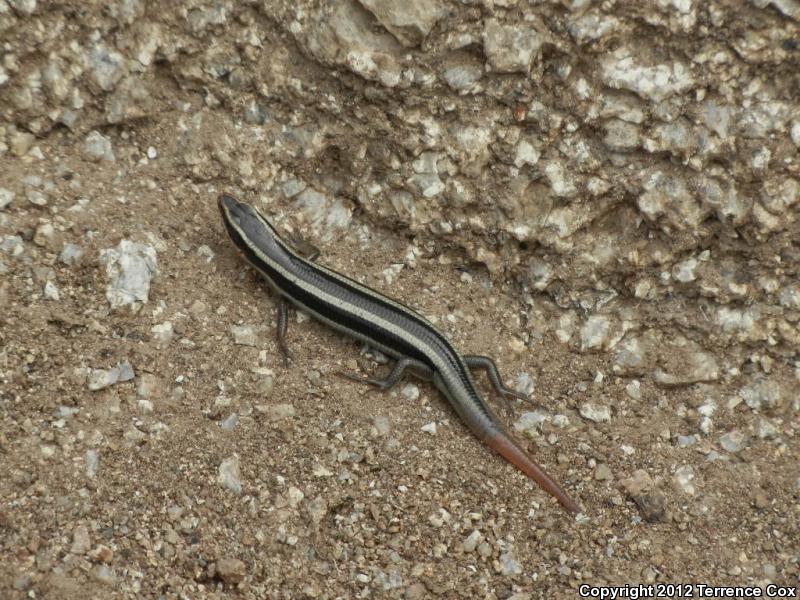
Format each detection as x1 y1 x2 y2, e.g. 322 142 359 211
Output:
230 324 258 346
307 495 327 524
625 380 641 399
621 469 666 521
499 549 523 576
0 188 14 210
220 414 239 430
101 240 157 308
43 280 60 300
579 402 611 423
216 557 246 585
373 415 391 436
71 525 91 554
151 322 174 344
673 465 695 495
719 430 748 453
462 530 483 552
33 222 56 247
421 421 437 434
218 455 242 494
676 434 698 448
94 565 116 586
756 417 779 440
85 449 99 478
286 486 305 507
27 189 48 206
90 544 114 564
59 243 84 265
87 361 135 391
10 130 35 156
84 130 115 162
405 583 427 600
752 490 769 509
401 383 420 401
595 464 613 481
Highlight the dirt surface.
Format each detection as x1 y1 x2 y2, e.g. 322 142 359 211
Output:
1 1 799 599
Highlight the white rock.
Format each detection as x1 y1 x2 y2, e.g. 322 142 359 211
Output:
8 0 38 15
673 465 695 495
87 367 118 391
0 188 14 210
579 403 611 423
738 378 784 411
625 380 642 399
116 360 135 381
756 417 779 440
84 130 115 162
101 240 157 308
791 121 800 147
230 324 258 346
85 449 99 478
43 281 60 301
620 445 635 456
401 384 419 401
544 161 578 197
580 315 612 351
408 173 444 198
602 51 694 102
421 421 437 434
307 495 327 524
286 486 305 507
307 2 402 87
373 415 391 436
514 411 550 435
71 525 91 555
699 416 713 435
89 44 126 91
514 139 541 167
673 257 698 283
87 361 135 392
218 455 242 493
27 189 48 206
59 243 84 265
515 372 535 397
462 530 483 552
442 63 482 91
569 11 620 44
719 430 748 453
151 321 174 343
483 19 542 73
357 0 447 47
499 549 523 576
552 414 570 428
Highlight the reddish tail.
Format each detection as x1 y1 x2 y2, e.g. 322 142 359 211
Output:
483 430 580 513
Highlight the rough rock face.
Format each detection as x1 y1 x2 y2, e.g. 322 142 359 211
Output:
1 0 798 596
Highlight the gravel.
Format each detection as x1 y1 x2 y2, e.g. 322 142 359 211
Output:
0 1 797 596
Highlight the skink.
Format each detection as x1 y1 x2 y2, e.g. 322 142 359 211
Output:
219 194 579 513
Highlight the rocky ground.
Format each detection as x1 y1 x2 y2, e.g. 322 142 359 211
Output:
1 0 799 598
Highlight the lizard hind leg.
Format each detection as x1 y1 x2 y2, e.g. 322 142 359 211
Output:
336 356 434 390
